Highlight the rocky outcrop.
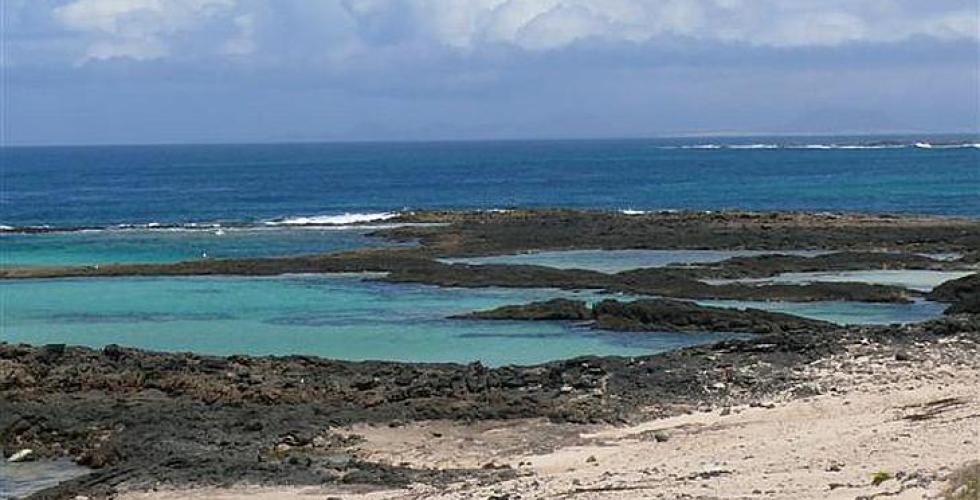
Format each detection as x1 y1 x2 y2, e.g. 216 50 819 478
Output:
1 253 914 304
3 315 979 499
947 295 980 314
6 210 966 305
379 210 980 255
452 298 591 321
456 298 835 334
686 251 958 279
928 273 979 302
613 268 911 303
590 299 835 334
927 273 980 314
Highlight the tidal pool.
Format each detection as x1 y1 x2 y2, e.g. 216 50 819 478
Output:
0 274 721 366
703 270 975 292
697 298 945 325
0 460 89 499
441 249 830 273
0 226 409 268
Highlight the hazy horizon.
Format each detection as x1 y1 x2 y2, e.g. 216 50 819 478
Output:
4 131 980 149
4 1 979 146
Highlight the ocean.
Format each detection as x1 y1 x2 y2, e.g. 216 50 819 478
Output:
3 136 978 229
1 136 977 366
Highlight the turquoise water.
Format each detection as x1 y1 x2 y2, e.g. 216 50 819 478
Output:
0 460 89 499
0 227 404 268
443 249 829 273
0 275 721 366
1 274 944 365
697 299 944 325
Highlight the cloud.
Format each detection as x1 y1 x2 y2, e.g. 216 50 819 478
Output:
340 0 979 51
4 0 976 144
36 0 980 66
52 0 236 61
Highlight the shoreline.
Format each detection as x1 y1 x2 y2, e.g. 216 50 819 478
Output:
3 208 978 235
3 315 978 498
2 209 978 499
4 210 978 306
125 334 980 500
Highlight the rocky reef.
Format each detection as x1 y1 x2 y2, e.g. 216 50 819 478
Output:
455 298 835 334
453 298 592 321
3 210 978 499
928 273 980 314
677 251 962 279
382 210 980 255
5 210 976 305
3 315 979 499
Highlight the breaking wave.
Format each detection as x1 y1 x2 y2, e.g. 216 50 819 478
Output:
661 141 979 151
265 212 399 226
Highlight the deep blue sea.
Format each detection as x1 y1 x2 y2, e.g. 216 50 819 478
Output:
3 135 978 229
1 136 977 367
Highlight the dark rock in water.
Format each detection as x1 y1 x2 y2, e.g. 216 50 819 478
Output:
458 298 835 335
927 273 980 314
0 212 977 496
382 210 980 255
452 299 591 321
687 251 954 279
959 251 980 264
591 299 835 334
928 273 979 302
614 268 911 303
0 210 970 306
946 294 980 315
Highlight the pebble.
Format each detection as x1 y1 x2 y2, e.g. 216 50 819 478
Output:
8 448 34 462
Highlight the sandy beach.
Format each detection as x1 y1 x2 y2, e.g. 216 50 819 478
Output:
3 211 978 500
117 327 980 499
6 1 980 496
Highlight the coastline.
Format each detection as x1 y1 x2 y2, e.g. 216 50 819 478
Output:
4 315 978 499
2 209 978 499
4 210 978 306
122 337 980 499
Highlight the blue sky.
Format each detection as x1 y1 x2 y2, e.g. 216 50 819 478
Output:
3 0 978 145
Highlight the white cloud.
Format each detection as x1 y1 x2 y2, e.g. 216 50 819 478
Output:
53 0 237 61
48 0 980 64
221 13 256 56
401 0 980 50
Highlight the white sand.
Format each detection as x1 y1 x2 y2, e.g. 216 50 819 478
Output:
121 334 980 499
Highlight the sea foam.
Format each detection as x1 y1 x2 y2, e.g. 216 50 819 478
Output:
662 141 978 151
267 212 399 226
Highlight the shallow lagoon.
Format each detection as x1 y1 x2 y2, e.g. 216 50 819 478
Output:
0 273 946 366
0 275 701 366
697 299 945 325
704 270 976 292
441 249 829 273
0 227 404 268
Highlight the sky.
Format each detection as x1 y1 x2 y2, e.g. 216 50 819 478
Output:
2 0 979 145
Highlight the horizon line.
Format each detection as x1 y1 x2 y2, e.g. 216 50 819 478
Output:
3 129 979 149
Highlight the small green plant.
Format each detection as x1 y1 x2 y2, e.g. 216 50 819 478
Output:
871 471 893 486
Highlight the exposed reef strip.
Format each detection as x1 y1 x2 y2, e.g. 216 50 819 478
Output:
453 298 836 334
